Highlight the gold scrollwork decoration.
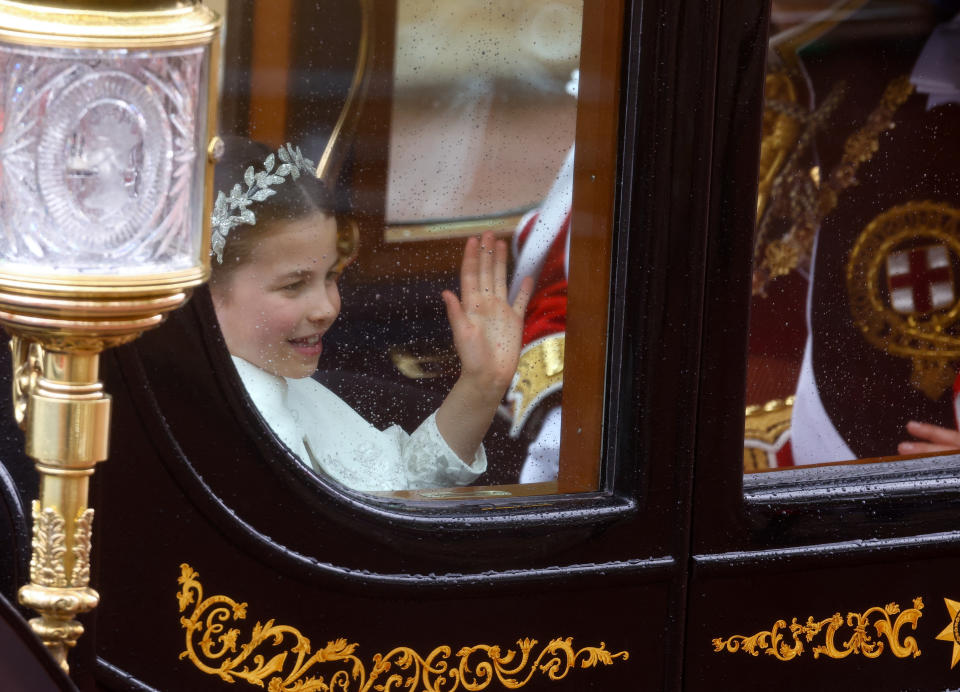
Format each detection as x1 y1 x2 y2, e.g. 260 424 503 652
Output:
177 563 629 691
713 598 924 661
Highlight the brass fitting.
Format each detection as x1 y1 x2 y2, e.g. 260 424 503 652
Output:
13 339 109 672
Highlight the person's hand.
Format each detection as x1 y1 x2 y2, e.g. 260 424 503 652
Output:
442 231 533 394
897 420 960 455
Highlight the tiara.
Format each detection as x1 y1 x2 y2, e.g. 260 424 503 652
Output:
210 143 316 263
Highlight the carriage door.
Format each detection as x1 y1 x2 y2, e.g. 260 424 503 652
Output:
685 1 960 689
77 1 710 690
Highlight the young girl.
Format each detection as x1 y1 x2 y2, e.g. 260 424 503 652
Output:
209 139 532 491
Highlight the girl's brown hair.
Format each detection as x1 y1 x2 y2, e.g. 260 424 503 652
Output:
210 138 357 291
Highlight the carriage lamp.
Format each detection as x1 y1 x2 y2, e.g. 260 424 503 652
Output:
0 0 220 672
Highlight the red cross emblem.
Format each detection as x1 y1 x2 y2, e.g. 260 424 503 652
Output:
886 244 956 314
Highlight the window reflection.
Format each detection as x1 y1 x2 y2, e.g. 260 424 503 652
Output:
744 0 960 471
211 1 615 496
386 0 581 229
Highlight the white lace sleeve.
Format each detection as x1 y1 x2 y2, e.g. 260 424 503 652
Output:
392 411 487 489
243 368 486 492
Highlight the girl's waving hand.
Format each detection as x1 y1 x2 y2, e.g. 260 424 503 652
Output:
443 231 533 388
435 231 534 462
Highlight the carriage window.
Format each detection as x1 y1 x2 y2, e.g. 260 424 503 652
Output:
211 1 621 498
743 0 960 474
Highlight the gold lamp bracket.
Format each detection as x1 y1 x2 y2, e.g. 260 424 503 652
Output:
9 332 111 672
0 0 222 676
10 335 42 429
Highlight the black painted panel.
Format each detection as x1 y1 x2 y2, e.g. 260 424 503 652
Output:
687 550 960 691
0 1 731 689
0 589 76 692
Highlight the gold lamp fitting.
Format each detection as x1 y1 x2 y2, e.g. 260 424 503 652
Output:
0 0 220 673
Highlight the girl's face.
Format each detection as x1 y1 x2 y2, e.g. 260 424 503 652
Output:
212 212 342 379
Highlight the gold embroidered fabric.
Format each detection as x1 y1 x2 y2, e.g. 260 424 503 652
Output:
743 397 793 472
752 75 915 296
846 201 960 400
506 334 565 436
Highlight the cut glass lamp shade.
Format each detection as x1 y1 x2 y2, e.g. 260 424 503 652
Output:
0 41 210 277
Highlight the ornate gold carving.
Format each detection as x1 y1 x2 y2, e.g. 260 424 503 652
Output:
178 564 629 691
506 335 564 436
846 201 960 400
27 502 96 589
936 598 960 668
70 508 94 587
713 598 924 660
29 501 66 588
21 501 99 672
743 396 794 473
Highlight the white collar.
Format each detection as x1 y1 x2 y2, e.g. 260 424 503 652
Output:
910 13 960 109
230 356 310 461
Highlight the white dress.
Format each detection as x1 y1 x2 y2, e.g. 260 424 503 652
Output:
232 356 487 491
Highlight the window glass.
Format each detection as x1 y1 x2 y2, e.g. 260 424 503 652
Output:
385 0 581 236
209 1 620 498
744 0 960 473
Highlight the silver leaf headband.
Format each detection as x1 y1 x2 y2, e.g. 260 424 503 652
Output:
210 143 317 263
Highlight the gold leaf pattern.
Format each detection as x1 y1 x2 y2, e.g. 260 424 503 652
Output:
70 508 94 587
29 500 66 588
177 563 629 690
713 597 924 661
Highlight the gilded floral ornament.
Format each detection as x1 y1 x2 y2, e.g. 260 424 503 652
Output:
70 508 95 587
30 501 67 588
27 501 97 590
177 563 629 690
713 598 924 661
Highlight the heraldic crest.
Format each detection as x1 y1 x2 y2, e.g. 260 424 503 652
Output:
847 200 960 400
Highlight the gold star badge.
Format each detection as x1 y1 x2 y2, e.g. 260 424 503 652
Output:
937 598 960 668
